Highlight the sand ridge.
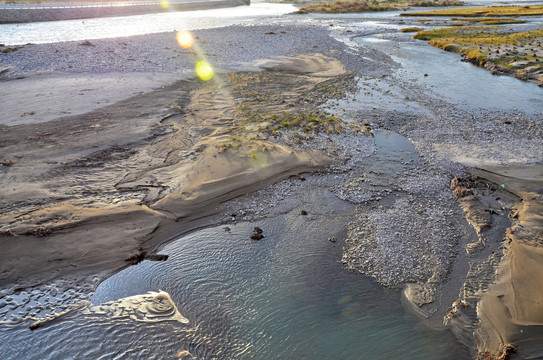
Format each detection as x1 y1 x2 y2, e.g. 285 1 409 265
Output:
470 166 543 358
0 53 348 287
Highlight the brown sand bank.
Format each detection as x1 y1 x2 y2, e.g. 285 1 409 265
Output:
444 166 543 359
472 166 543 359
0 53 350 287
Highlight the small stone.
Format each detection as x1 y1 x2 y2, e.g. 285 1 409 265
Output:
328 237 337 243
224 226 231 232
251 233 264 241
300 210 308 215
251 227 264 240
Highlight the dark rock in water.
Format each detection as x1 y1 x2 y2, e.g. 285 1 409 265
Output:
145 254 169 262
251 227 264 240
29 322 40 331
251 233 264 240
300 210 308 215
125 251 168 265
328 237 337 243
125 252 146 264
224 226 231 232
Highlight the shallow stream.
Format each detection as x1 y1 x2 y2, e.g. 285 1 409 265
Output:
91 211 469 359
0 130 472 359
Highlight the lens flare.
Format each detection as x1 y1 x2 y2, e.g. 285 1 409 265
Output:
337 295 360 317
248 151 268 169
160 0 168 8
176 31 194 49
195 61 214 81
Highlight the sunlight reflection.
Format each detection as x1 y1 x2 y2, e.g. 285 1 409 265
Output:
176 31 194 49
338 295 360 317
195 61 214 81
160 0 169 9
248 151 268 170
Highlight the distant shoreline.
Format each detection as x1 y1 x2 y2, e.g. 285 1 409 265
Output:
0 0 250 23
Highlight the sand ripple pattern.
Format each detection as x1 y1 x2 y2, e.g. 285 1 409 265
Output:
85 290 189 324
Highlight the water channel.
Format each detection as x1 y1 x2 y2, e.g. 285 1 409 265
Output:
1 132 472 359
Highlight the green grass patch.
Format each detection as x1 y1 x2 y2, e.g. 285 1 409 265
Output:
411 0 463 6
223 71 358 149
414 27 543 47
297 0 462 14
450 17 526 25
413 26 543 84
299 1 393 13
402 4 543 17
401 27 423 32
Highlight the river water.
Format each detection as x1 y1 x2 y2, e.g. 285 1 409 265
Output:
1 1 542 359
92 205 468 359
0 1 298 45
0 132 471 359
1 0 540 45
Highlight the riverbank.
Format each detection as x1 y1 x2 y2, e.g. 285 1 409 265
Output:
0 0 250 24
419 26 543 87
1 17 543 359
0 25 365 287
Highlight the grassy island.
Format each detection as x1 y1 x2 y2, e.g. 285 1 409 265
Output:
296 0 463 14
414 26 543 85
449 17 526 25
401 4 543 17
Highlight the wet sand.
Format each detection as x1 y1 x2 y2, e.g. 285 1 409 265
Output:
470 166 543 359
0 53 344 287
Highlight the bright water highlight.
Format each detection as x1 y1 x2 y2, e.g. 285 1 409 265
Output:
0 2 297 45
